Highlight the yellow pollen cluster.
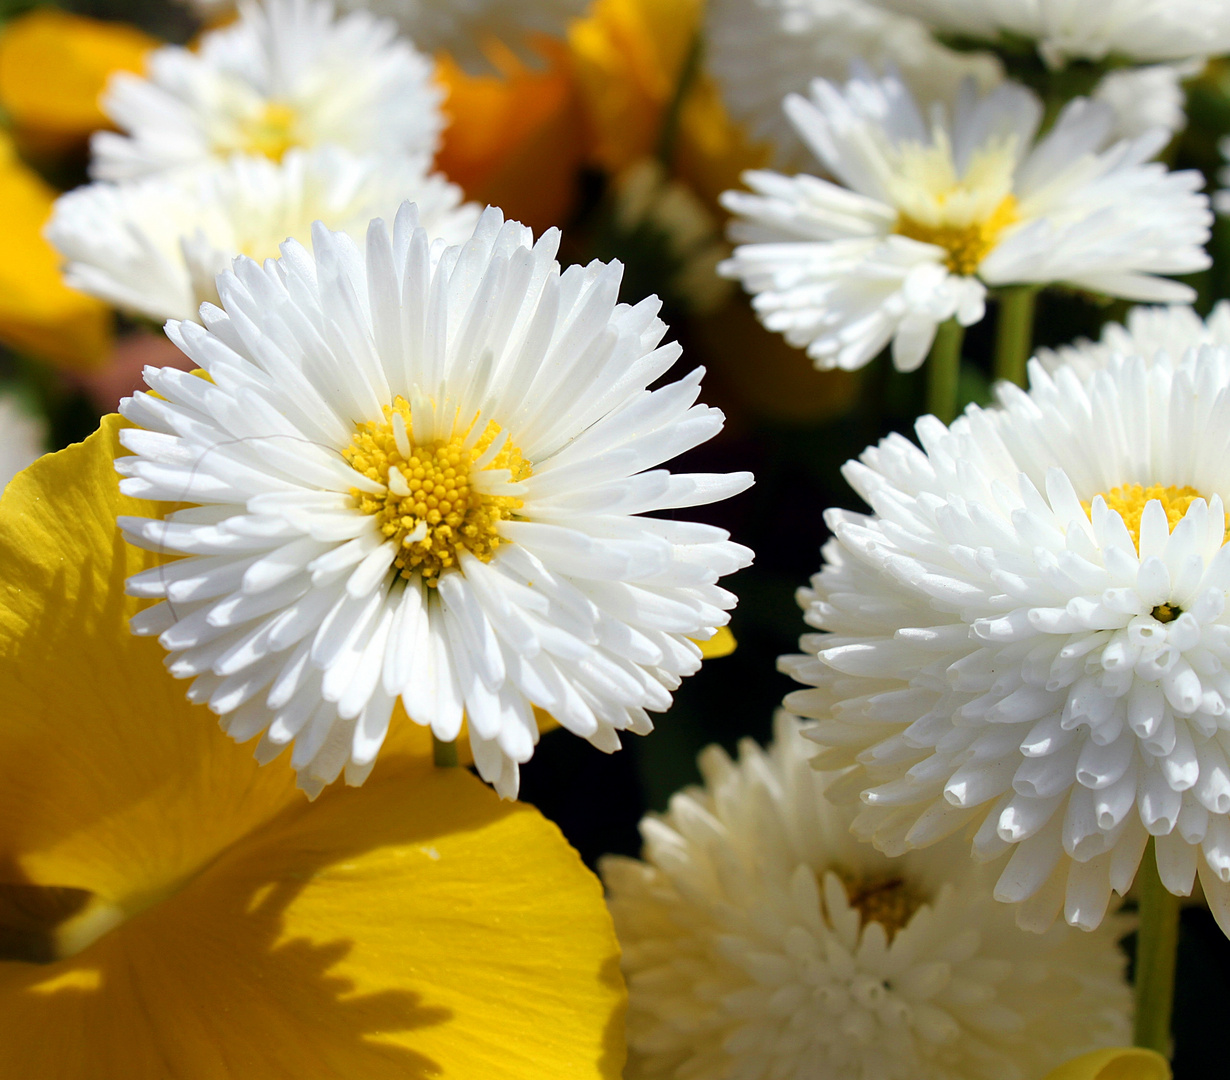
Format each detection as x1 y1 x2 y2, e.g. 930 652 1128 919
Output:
895 194 1019 276
829 870 923 941
1083 483 1230 550
343 398 531 586
235 101 301 162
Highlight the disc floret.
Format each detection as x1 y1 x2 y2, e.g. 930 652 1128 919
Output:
344 397 531 586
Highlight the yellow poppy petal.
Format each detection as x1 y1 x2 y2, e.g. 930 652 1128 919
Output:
0 415 298 908
0 764 625 1079
0 134 113 370
0 417 626 1078
1042 1048 1172 1080
0 10 155 150
436 41 587 233
694 625 736 659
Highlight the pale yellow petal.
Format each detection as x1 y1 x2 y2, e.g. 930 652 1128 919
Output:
1042 1048 1172 1080
695 625 736 659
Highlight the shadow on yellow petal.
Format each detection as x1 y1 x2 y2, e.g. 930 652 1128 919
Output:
435 40 588 234
0 9 156 157
0 134 113 371
0 416 626 1078
1042 1048 1172 1080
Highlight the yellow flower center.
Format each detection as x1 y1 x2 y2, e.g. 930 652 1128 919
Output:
343 397 532 586
888 135 1020 276
1083 483 1229 550
831 871 922 941
235 100 301 161
895 195 1019 276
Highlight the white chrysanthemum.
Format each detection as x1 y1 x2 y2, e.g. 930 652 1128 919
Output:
783 345 1230 935
48 148 478 325
92 0 441 181
869 0 1230 67
115 205 754 799
1037 302 1230 382
603 712 1132 1080
0 396 45 492
720 69 1211 373
706 0 1002 170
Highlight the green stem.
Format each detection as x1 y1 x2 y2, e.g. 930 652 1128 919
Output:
1133 838 1181 1057
432 734 458 768
655 30 703 169
993 286 1039 388
925 319 965 425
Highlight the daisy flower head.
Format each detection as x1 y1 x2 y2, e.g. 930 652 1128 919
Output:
91 0 442 181
334 0 588 71
48 148 479 325
115 204 754 800
869 0 1230 68
783 345 1230 935
705 0 1002 170
603 712 1132 1080
719 68 1212 373
1037 301 1230 382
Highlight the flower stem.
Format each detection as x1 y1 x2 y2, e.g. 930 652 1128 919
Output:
926 319 965 424
433 734 459 768
1133 838 1181 1057
993 286 1039 388
656 30 703 169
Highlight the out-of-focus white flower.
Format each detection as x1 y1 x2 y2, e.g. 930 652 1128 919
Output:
1213 136 1230 217
604 713 1133 1080
0 396 44 492
705 0 1002 169
48 148 478 324
784 345 1230 935
115 206 754 800
868 0 1230 67
1037 302 1230 382
1095 62 1196 141
94 0 441 180
720 68 1211 372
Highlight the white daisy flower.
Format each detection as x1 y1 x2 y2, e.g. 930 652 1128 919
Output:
719 68 1211 373
0 396 45 492
784 345 1230 934
115 205 754 799
603 712 1132 1080
92 0 442 181
1037 302 1230 382
870 0 1230 67
1093 62 1196 142
705 0 1002 170
329 0 586 71
48 148 478 325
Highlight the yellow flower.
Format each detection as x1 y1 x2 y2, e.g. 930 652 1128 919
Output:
568 0 767 202
0 417 625 1078
436 40 588 233
0 9 155 154
1043 1048 1172 1080
0 134 112 371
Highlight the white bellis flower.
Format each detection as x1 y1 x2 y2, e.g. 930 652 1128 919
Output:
869 0 1230 67
1037 302 1230 382
48 148 478 324
115 206 754 800
604 714 1132 1080
706 0 1002 170
92 0 442 181
784 346 1230 934
720 69 1211 372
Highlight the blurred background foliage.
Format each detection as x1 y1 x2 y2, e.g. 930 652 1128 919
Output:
1 0 1229 1071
